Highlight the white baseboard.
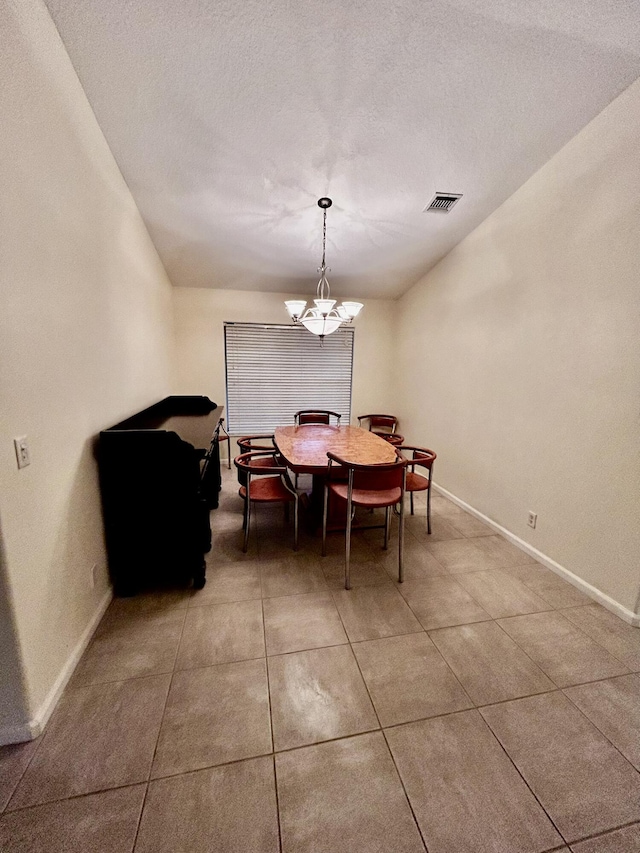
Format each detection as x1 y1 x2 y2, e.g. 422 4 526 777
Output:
0 588 113 746
433 483 640 627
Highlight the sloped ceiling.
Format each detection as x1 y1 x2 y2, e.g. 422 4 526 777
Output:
45 0 640 298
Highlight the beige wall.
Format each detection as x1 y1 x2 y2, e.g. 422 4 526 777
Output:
0 0 176 740
394 78 640 618
172 288 396 446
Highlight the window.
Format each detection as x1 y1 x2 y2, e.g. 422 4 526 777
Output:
224 323 354 433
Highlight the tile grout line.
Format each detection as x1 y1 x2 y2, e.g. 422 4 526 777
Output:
335 595 429 852
424 615 559 705
128 782 148 853
258 584 283 853
1 732 49 816
1 780 150 818
459 616 562 692
266 640 350 659
559 684 640 783
564 818 640 848
414 630 477 709
380 727 429 852
362 566 484 711
442 570 556 618
491 611 632 694
496 607 636 674
271 753 283 853
131 602 191 848
477 709 570 847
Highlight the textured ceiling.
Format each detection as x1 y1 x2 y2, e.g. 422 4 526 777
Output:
45 0 640 299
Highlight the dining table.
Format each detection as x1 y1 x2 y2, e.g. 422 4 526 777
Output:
273 423 398 530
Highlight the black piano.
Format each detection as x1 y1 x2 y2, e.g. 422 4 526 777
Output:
99 396 224 596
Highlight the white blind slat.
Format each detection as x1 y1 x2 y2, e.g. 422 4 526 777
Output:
224 323 354 434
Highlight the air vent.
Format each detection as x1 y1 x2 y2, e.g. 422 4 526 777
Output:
424 193 462 213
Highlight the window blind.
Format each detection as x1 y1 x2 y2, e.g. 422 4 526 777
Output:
224 323 354 434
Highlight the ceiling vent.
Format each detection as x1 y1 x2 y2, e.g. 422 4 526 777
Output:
424 192 462 213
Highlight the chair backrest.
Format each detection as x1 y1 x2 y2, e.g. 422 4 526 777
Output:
295 410 342 426
234 449 282 489
326 451 407 492
399 446 437 472
237 434 275 453
357 413 399 435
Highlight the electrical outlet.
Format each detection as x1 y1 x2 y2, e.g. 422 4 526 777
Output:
14 436 31 469
527 511 537 529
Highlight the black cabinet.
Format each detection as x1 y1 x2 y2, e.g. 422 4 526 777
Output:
99 396 223 595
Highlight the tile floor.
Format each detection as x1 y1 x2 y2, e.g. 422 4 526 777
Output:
2 469 640 852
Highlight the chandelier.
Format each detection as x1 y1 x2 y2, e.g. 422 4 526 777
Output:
285 198 363 338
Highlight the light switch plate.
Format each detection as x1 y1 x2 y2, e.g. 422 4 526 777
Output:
14 436 31 469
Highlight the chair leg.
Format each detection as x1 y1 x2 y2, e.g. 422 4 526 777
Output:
293 497 299 551
344 490 353 590
220 423 231 469
410 491 414 516
426 487 432 534
322 482 329 556
243 500 251 552
398 491 406 583
383 506 391 550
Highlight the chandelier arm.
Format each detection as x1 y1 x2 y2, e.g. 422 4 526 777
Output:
296 307 352 323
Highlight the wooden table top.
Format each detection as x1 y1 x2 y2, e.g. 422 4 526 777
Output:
274 424 397 471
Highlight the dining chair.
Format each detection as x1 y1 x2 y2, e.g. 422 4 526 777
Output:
234 450 299 553
357 413 405 445
294 409 342 425
322 451 408 589
235 434 280 481
291 412 341 489
398 446 437 534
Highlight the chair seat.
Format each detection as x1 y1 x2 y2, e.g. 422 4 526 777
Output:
330 483 402 508
240 477 295 503
375 432 405 446
406 471 430 492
